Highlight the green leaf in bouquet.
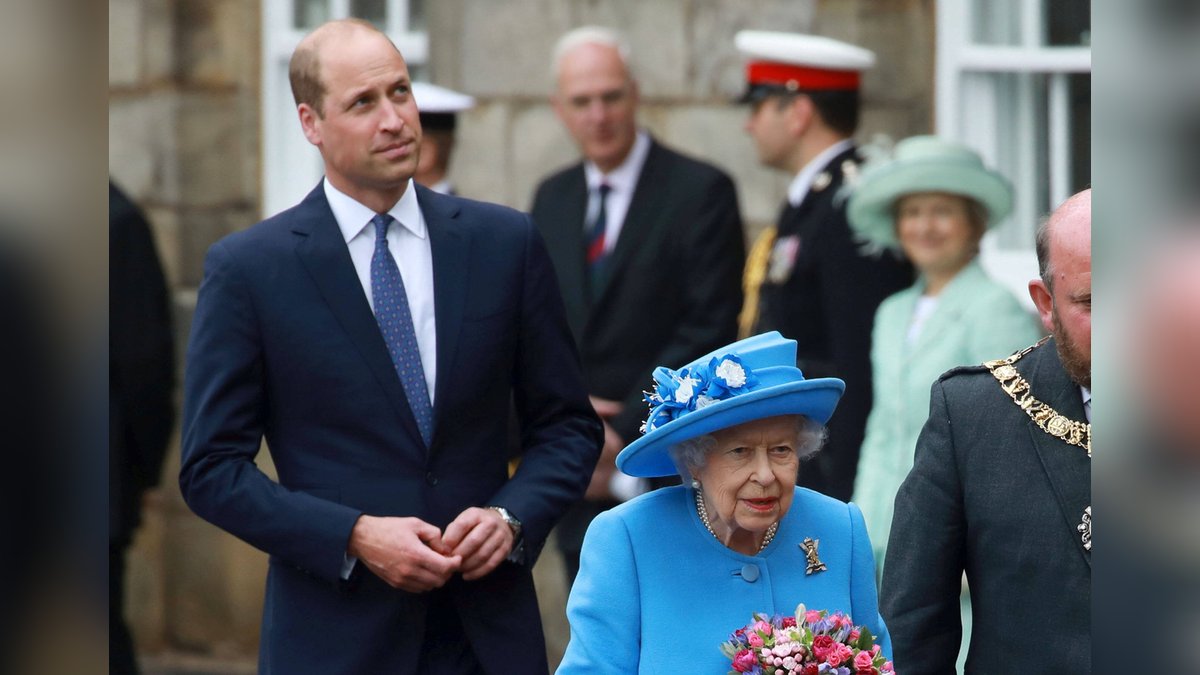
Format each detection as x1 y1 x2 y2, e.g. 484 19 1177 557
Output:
854 625 875 650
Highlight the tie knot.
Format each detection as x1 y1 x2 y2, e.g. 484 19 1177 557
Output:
597 183 611 198
372 213 394 240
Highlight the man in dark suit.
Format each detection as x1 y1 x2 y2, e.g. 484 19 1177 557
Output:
735 31 913 501
110 180 175 675
531 26 745 585
179 19 601 675
882 189 1092 672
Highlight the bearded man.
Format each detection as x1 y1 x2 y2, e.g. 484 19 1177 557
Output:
881 189 1092 672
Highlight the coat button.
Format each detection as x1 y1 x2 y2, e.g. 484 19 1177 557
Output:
741 564 760 582
425 472 438 486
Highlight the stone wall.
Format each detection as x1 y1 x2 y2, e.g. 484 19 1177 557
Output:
109 0 933 666
433 0 934 236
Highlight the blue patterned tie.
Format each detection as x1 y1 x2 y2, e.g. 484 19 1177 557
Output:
370 213 434 446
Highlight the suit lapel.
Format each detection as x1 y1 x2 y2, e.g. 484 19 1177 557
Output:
417 185 469 439
290 184 426 448
1022 340 1092 566
556 169 590 329
591 140 665 310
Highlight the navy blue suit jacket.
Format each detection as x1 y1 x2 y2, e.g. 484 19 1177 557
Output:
180 183 602 674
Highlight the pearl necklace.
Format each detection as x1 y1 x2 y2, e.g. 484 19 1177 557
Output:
694 490 778 553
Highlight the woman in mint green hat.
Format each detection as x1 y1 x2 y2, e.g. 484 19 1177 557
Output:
848 136 1041 571
847 135 1041 668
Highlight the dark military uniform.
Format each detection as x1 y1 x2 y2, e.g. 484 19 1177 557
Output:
881 338 1091 672
745 145 912 500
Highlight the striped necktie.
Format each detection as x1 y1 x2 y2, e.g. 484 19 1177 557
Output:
584 183 611 299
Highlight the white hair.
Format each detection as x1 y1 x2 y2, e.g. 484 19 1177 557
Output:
667 416 829 484
551 25 633 82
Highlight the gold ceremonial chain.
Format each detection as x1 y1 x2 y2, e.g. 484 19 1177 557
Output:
984 337 1091 457
695 490 777 553
738 227 776 340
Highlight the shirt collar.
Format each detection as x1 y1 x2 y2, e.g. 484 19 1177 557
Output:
787 138 855 206
584 130 651 195
325 177 426 243
1081 386 1092 422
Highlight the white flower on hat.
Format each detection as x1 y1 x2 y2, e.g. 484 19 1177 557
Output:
715 359 748 388
695 395 718 410
674 375 699 404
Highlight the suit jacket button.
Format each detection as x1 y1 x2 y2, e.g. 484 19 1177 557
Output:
425 472 438 486
740 564 760 583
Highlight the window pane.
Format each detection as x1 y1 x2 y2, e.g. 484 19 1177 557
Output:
971 0 1021 46
351 0 386 28
408 0 426 32
1047 0 1091 46
1068 73 1091 193
294 0 331 30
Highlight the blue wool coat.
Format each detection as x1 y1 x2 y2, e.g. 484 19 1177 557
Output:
557 486 890 674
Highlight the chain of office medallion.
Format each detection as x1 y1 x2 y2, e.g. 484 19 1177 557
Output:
983 336 1091 457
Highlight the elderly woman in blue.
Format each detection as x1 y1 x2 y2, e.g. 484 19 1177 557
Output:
556 332 890 674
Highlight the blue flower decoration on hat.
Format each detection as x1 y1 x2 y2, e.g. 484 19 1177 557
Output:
641 354 760 434
618 332 846 478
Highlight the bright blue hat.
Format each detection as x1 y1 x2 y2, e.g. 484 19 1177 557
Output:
616 332 845 478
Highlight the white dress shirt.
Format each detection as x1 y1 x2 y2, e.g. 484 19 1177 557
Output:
787 138 855 207
1081 386 1091 423
324 178 437 402
583 130 652 253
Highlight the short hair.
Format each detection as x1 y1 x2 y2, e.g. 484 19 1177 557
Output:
804 89 861 136
1035 214 1053 286
666 416 828 484
551 25 633 83
289 18 391 117
764 89 860 137
891 195 990 236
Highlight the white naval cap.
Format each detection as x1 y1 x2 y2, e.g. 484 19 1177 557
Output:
412 82 476 130
734 30 875 101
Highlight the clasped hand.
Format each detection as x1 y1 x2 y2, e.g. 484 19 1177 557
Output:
347 507 513 592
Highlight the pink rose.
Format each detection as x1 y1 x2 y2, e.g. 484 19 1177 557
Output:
753 620 773 635
748 632 764 648
732 649 758 672
827 643 854 667
848 629 861 643
854 650 875 671
881 661 894 673
871 645 881 657
812 635 835 660
806 610 823 624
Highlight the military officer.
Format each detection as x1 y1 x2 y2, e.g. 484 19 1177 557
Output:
735 30 913 500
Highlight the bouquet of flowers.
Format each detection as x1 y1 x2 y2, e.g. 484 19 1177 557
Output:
719 605 894 675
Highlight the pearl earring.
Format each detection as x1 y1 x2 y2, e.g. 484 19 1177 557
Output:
691 478 701 490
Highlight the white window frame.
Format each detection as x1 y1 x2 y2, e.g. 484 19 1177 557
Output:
262 0 428 218
936 0 1090 305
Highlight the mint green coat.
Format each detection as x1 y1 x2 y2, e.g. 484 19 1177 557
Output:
852 260 1042 572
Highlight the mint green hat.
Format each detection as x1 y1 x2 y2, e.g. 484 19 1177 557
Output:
846 135 1013 250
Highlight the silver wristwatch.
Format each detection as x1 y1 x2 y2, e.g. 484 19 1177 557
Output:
487 506 522 541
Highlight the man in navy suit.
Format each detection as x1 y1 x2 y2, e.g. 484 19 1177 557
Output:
531 27 746 586
179 19 602 674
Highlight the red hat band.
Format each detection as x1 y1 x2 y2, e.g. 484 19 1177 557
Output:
746 61 861 91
